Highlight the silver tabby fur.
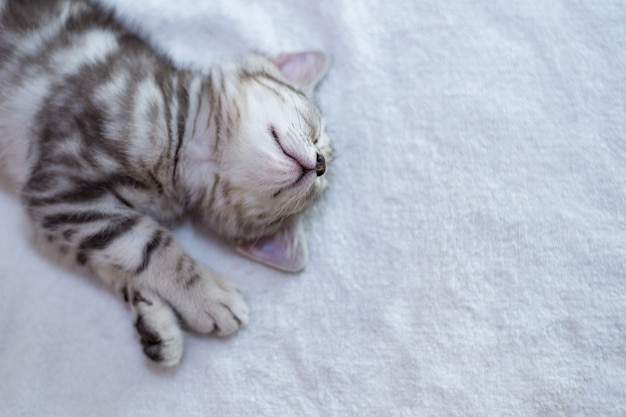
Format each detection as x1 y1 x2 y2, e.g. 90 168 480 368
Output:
0 0 331 365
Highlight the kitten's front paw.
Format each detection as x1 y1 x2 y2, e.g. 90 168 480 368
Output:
129 289 184 367
169 265 249 337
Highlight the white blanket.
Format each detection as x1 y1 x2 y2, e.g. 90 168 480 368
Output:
1 0 625 415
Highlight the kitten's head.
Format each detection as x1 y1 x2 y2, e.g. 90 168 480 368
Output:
183 51 331 272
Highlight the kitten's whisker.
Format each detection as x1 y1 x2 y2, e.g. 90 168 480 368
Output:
287 94 303 132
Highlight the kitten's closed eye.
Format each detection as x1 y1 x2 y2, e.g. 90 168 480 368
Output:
269 124 315 171
269 125 280 141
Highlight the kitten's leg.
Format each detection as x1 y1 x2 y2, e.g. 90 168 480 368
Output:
86 217 250 337
28 200 248 365
121 285 184 366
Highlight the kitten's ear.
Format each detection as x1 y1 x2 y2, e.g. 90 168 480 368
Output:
236 221 307 272
273 51 330 95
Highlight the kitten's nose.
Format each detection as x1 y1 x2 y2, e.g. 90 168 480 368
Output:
315 153 326 176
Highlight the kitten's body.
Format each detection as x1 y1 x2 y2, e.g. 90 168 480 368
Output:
0 0 331 365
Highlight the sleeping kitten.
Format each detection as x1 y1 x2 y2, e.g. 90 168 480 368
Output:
0 0 331 366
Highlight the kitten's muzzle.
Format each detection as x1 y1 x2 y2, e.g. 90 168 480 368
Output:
315 152 326 176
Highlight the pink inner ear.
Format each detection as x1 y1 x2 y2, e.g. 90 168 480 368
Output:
236 223 307 272
273 51 329 94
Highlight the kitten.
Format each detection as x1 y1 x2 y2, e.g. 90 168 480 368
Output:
0 0 331 366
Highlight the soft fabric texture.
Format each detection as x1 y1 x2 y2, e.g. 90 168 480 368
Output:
0 0 624 415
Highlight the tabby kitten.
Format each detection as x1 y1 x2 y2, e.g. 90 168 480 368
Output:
0 0 331 366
